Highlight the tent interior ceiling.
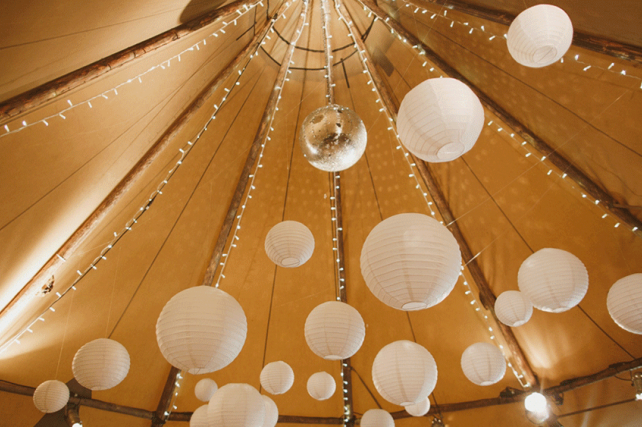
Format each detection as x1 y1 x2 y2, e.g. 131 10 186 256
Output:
0 0 641 426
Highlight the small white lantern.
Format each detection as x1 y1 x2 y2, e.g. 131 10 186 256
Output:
265 221 315 268
405 397 431 416
361 213 461 311
397 78 484 162
72 338 130 390
304 301 365 360
507 4 573 68
195 378 218 402
307 372 336 401
260 361 294 395
361 409 395 427
494 290 533 327
261 395 279 427
460 343 506 386
156 287 247 374
518 248 588 313
33 380 69 413
607 274 642 334
372 340 438 406
208 383 265 427
190 405 209 427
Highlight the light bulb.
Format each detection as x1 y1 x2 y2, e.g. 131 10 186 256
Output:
633 372 642 400
524 392 547 413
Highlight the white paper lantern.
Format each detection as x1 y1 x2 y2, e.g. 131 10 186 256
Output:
265 221 315 268
72 338 130 390
361 409 395 427
190 405 209 427
156 286 247 374
507 5 573 68
460 343 506 386
208 383 265 427
494 290 533 327
307 372 336 401
361 213 461 311
260 361 294 395
195 378 218 402
518 248 588 313
397 78 484 163
372 340 438 406
304 301 365 360
607 273 642 334
405 397 431 417
33 380 69 413
261 395 279 427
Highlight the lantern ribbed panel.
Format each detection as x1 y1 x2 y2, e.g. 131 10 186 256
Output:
361 409 395 427
260 361 294 395
195 378 218 402
156 287 247 374
405 397 431 416
507 5 573 68
518 248 588 313
397 78 484 163
607 274 642 334
207 383 265 427
32 380 69 413
372 340 438 406
261 395 279 427
304 301 365 360
361 213 461 311
307 372 336 401
190 405 209 427
265 221 315 268
460 343 506 386
494 291 533 327
72 338 130 390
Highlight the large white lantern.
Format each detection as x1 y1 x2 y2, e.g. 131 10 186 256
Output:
195 378 218 402
260 361 294 395
72 338 130 390
397 78 484 163
32 380 69 413
361 213 461 311
307 372 336 401
261 395 279 427
156 287 247 374
190 405 209 427
494 290 533 327
304 301 365 360
405 397 431 416
372 340 438 406
507 5 573 68
208 383 265 427
265 221 315 268
460 343 506 386
361 409 395 427
518 248 588 313
607 274 642 334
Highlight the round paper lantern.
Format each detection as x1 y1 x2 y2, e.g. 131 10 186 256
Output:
307 372 336 401
304 301 365 360
260 361 294 395
518 248 588 313
33 380 69 413
195 378 218 402
405 397 431 416
397 78 484 163
190 405 209 427
607 273 642 334
72 338 130 390
207 383 265 427
156 286 247 374
494 290 533 327
372 340 438 406
300 104 367 172
361 409 395 427
507 5 573 68
361 213 461 311
460 343 506 386
265 221 314 268
261 395 279 427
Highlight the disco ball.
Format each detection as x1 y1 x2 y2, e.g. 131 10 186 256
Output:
300 104 367 172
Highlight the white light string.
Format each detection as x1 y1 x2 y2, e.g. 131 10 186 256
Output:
0 1 266 139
